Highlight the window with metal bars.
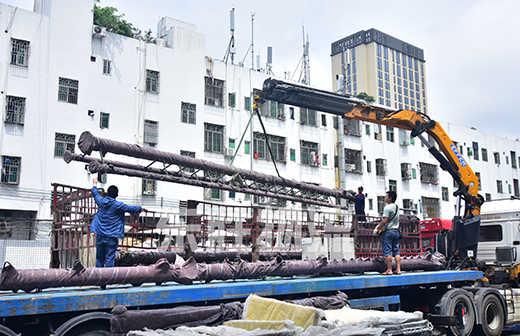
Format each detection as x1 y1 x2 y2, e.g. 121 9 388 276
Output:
146 70 160 93
204 76 224 107
422 197 440 219
103 59 111 75
142 179 157 196
377 196 385 215
253 132 286 162
419 162 438 184
54 133 75 157
300 140 319 166
401 162 412 180
11 38 29 67
343 118 361 136
1 156 21 184
5 96 25 124
58 77 79 104
344 148 362 173
204 123 224 153
144 120 158 146
181 102 196 124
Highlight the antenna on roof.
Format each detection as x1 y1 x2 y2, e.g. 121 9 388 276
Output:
266 46 274 75
223 8 236 64
291 25 311 85
241 12 256 70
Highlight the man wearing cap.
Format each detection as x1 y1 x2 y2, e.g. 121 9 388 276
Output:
91 178 147 267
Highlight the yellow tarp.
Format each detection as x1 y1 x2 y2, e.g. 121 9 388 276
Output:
242 294 318 330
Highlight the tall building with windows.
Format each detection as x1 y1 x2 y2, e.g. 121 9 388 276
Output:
331 28 428 114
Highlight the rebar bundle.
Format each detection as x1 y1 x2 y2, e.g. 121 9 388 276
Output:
63 131 356 208
0 252 445 293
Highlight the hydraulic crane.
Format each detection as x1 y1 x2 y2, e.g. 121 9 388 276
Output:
255 78 485 265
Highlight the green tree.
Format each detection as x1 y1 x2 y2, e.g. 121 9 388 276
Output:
93 0 154 42
355 92 376 103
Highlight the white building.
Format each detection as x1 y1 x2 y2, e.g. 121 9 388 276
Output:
1 0 519 233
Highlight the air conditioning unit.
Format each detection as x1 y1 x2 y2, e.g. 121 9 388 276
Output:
345 164 356 172
92 25 107 37
225 148 235 157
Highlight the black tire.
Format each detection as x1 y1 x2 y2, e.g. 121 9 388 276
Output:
475 294 504 336
445 292 475 336
0 324 17 336
64 323 110 336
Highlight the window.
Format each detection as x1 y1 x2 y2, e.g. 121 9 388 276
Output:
497 180 503 194
403 199 414 215
1 156 21 184
181 102 196 124
205 76 225 107
99 112 109 128
5 96 25 124
365 124 370 135
144 120 158 146
300 140 319 166
399 129 410 146
204 172 222 200
442 187 449 201
389 180 397 193
322 154 328 166
290 107 295 120
485 193 491 201
366 161 372 173
244 141 250 154
494 152 500 164
300 108 317 126
290 148 296 161
58 77 79 104
228 92 236 107
420 162 438 184
54 133 75 157
228 138 235 149
345 148 362 173
343 119 361 136
146 70 160 93
374 124 382 140
476 172 481 191
260 101 285 120
514 179 519 197
321 114 327 127
103 59 111 75
253 133 286 162
482 148 488 162
142 179 157 196
375 158 387 176
472 142 479 160
244 96 251 110
386 126 394 142
479 225 503 242
11 38 30 67
204 123 224 153
377 196 385 215
401 163 412 180
369 199 373 211
511 151 517 169
422 197 440 219
98 173 107 184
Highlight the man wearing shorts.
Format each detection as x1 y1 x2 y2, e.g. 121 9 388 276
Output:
373 190 400 275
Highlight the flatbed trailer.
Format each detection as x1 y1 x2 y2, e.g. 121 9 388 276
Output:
0 270 487 335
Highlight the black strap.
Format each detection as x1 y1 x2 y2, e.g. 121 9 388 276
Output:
386 204 399 227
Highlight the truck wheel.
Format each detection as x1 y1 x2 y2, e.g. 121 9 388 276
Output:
475 294 504 336
441 291 475 336
0 325 17 336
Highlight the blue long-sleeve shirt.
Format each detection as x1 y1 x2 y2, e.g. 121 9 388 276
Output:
90 186 142 239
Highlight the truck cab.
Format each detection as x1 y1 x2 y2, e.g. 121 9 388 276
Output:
479 198 520 266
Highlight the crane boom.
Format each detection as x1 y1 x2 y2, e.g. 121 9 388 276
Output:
255 78 485 263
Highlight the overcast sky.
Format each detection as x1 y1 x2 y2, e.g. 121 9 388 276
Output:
5 0 520 140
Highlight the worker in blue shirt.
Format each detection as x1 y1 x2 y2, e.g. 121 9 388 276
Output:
91 178 147 267
354 186 366 223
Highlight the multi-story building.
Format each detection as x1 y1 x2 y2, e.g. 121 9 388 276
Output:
331 28 428 114
1 0 519 244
